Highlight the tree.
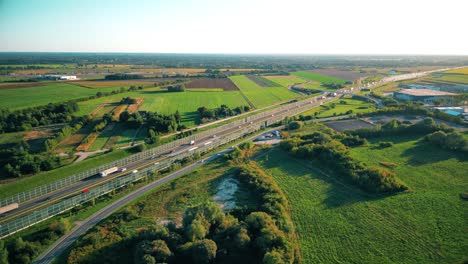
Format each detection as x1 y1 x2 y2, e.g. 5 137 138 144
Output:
0 240 8 264
263 250 286 264
191 239 217 264
288 121 303 130
151 240 172 262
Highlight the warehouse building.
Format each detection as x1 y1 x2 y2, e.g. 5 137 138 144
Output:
393 89 458 105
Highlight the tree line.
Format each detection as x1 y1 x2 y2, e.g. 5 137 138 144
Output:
0 102 79 133
197 105 250 124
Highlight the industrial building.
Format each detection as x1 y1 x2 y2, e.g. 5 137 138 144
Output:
393 89 458 105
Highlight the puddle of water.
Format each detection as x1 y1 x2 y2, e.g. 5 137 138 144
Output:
212 178 239 212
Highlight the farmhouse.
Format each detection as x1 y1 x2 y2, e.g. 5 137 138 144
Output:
393 89 458 105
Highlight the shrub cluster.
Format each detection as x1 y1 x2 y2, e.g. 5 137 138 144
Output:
425 130 467 152
280 131 407 193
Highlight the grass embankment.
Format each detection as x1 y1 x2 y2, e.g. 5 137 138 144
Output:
256 135 467 263
0 149 134 199
230 75 299 108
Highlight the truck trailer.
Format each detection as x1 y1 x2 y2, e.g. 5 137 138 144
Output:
0 203 19 215
100 167 119 177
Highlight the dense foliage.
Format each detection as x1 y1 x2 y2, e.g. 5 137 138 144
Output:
0 102 79 133
425 130 467 152
280 128 407 193
197 105 250 124
105 73 145 80
167 84 185 92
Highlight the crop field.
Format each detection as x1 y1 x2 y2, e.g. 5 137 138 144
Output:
185 78 239 91
292 71 348 84
443 67 468 74
301 97 375 118
436 74 468 84
76 89 249 126
229 75 300 108
311 68 368 81
245 75 279 87
0 83 118 110
264 75 307 87
256 136 467 263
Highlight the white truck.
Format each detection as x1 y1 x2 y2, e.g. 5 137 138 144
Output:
190 140 195 145
100 167 119 177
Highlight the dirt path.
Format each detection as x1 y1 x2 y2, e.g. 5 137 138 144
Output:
73 149 108 163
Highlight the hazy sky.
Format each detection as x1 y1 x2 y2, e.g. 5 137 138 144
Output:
1 0 467 54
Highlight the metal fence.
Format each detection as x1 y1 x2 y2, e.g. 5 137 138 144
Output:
0 95 327 208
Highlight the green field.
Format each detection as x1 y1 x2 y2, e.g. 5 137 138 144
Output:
301 97 375 117
434 73 468 84
256 135 467 263
230 75 300 107
292 71 347 84
264 76 307 87
0 83 118 110
76 88 249 126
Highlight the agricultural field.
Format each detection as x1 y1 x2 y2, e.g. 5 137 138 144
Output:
245 75 279 87
256 134 467 263
0 83 118 110
185 78 239 91
229 75 300 108
69 80 156 89
264 75 307 87
443 67 468 74
301 96 375 118
292 71 348 84
76 88 249 126
311 68 368 81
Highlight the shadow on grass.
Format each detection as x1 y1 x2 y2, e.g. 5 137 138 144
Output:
257 148 391 209
400 140 467 166
181 111 199 124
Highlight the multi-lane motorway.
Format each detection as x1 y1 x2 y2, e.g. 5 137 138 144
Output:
0 94 336 226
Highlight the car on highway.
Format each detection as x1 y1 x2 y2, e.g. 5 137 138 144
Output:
132 170 138 174
212 134 217 138
154 162 160 166
120 168 127 172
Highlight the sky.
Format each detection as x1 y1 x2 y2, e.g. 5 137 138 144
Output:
0 0 467 55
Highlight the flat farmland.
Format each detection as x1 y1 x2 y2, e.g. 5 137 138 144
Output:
311 68 368 81
76 89 249 126
0 83 117 110
229 75 299 108
245 75 278 87
257 137 467 263
69 80 156 88
292 71 347 84
443 67 468 74
264 75 307 87
185 78 239 91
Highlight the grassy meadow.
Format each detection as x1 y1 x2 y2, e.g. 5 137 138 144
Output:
256 135 467 263
76 88 249 126
229 75 299 107
301 97 375 117
0 83 118 110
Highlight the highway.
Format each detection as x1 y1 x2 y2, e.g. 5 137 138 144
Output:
0 94 336 225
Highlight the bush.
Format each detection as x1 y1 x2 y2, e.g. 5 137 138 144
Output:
378 142 393 148
288 121 303 130
135 144 146 152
